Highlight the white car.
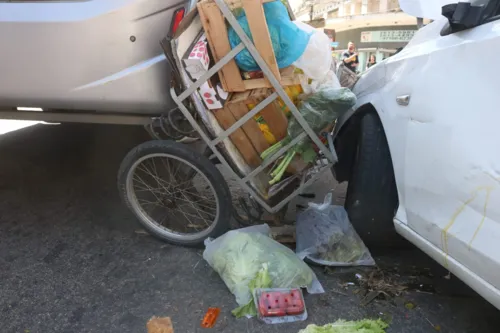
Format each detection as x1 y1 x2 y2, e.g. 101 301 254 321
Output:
332 0 500 309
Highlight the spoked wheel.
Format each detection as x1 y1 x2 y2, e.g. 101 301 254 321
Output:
118 140 231 247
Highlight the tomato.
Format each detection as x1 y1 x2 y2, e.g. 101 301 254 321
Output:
286 299 305 315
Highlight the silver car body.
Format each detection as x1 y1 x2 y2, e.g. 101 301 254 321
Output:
0 0 194 116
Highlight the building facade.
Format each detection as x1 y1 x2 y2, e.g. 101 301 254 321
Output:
295 0 424 72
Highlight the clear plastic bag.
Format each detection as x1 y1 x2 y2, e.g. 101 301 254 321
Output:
296 194 376 266
228 2 311 72
299 70 341 95
203 224 323 317
287 87 357 138
292 21 333 81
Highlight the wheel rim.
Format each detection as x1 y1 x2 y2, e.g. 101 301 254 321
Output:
126 153 220 242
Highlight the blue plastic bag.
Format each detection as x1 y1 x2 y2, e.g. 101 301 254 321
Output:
228 1 311 72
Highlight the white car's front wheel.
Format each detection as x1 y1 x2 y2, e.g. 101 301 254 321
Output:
344 112 403 247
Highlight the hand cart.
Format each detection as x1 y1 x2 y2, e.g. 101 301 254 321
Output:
117 0 338 247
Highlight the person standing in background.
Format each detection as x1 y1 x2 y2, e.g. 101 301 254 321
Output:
342 41 359 73
367 54 377 69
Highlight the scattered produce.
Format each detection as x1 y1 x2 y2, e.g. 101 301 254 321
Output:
261 87 357 184
298 319 388 333
203 225 323 318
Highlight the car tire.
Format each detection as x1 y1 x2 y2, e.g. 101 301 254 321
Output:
344 112 403 247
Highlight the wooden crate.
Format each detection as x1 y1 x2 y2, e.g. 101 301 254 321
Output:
213 89 309 175
211 104 262 168
197 0 300 92
225 91 271 154
225 89 287 153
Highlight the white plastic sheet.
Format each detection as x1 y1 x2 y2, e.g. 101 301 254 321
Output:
293 21 332 82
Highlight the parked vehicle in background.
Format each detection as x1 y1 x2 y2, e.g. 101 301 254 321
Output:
332 0 500 310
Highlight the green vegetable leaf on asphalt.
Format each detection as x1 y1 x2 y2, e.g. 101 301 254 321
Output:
298 319 388 333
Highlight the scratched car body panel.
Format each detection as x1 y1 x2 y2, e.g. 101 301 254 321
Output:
348 0 500 308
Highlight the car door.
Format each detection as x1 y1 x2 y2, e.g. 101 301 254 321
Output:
401 10 500 294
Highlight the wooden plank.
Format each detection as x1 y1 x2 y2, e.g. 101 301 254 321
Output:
227 92 270 154
242 0 281 83
250 89 288 142
243 75 301 90
211 106 262 167
197 1 246 92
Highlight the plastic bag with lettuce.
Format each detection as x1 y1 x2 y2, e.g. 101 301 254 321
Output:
203 224 323 318
298 319 388 333
296 193 375 266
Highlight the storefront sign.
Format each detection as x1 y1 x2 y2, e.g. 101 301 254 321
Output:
360 30 416 43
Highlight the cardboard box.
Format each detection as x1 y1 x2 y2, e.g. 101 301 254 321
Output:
199 81 229 110
183 35 210 81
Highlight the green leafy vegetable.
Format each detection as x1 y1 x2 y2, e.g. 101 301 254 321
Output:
231 264 272 318
313 232 366 264
261 87 356 184
298 319 388 333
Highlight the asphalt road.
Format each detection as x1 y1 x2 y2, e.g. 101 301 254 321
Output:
1 123 499 333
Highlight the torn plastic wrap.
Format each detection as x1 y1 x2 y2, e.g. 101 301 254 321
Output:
296 193 375 266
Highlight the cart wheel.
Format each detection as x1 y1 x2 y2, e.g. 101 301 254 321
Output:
118 140 231 247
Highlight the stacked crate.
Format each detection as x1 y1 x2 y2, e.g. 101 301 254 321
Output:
196 0 303 170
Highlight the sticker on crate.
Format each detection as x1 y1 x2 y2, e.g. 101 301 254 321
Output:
183 35 210 81
199 82 228 110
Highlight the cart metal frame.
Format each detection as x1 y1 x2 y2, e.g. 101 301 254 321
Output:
170 0 337 214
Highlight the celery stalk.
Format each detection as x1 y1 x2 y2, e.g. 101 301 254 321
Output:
269 150 296 185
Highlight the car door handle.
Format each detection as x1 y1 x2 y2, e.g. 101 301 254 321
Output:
396 95 410 106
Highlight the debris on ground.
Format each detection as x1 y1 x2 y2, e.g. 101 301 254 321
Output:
425 317 441 331
201 307 220 328
295 194 375 266
298 319 388 333
357 269 408 305
404 301 416 310
146 316 174 333
359 269 407 295
203 224 323 318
